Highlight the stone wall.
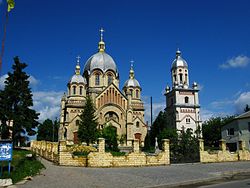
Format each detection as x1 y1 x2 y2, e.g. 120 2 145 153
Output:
31 138 170 167
88 138 170 167
199 139 250 163
58 141 87 167
30 141 59 163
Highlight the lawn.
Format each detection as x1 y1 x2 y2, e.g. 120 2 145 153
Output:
1 149 44 183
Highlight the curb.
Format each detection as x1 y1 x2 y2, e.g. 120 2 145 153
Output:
142 169 250 188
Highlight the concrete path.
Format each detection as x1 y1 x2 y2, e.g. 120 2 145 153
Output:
12 158 250 188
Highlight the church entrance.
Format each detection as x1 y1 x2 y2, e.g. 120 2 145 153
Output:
134 133 142 143
73 131 79 144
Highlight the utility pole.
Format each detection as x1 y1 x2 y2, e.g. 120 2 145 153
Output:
150 96 153 127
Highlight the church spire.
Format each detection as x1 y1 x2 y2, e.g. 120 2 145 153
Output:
129 60 135 79
75 55 81 75
98 28 105 52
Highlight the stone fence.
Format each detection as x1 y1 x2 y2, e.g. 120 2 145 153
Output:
31 138 170 167
30 141 59 163
199 139 250 163
87 138 170 167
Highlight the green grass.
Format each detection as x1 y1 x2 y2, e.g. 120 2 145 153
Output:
1 149 45 183
110 151 126 156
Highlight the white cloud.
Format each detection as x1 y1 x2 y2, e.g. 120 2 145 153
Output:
200 108 230 121
28 75 39 86
220 55 250 69
0 74 8 89
210 100 234 109
234 91 250 114
32 91 64 122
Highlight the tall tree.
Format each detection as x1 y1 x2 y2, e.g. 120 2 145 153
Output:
202 116 234 148
0 57 39 145
150 111 168 146
102 124 119 152
244 104 250 112
78 96 98 145
37 119 59 142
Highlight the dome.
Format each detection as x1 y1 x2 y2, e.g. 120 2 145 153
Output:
123 64 141 88
69 60 87 84
171 49 188 69
70 74 87 84
84 52 118 75
124 78 140 88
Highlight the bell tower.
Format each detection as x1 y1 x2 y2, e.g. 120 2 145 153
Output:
165 49 202 136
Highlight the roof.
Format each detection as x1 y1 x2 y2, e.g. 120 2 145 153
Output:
84 51 118 75
236 111 250 119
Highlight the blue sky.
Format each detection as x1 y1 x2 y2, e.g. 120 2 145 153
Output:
0 0 250 123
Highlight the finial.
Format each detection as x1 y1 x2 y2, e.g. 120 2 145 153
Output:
100 28 105 41
75 56 81 75
129 60 135 79
176 48 181 57
130 60 134 69
98 28 105 52
76 55 81 64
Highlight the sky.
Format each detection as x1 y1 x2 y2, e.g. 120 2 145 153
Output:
0 0 250 124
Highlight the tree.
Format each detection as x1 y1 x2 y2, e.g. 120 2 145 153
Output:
102 124 119 151
202 116 234 148
78 96 98 145
0 57 39 145
150 111 168 146
37 119 59 142
244 104 250 112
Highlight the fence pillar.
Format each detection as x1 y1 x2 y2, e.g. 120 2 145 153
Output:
219 139 226 152
98 138 105 153
239 140 246 150
133 139 140 153
162 139 170 152
199 139 204 151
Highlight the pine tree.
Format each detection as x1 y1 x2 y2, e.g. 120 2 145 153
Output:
78 96 98 145
0 57 39 145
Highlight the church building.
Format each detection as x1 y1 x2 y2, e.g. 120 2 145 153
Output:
164 49 202 134
59 29 147 146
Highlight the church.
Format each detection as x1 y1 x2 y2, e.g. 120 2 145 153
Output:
58 29 147 146
164 49 202 135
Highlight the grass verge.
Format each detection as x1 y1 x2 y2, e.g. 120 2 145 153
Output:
1 149 45 183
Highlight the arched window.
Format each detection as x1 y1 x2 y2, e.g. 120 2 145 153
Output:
130 89 133 97
173 74 177 81
95 73 100 86
185 96 189 103
76 120 80 126
179 73 183 82
73 86 76 95
108 74 113 85
136 121 139 128
79 86 83 95
136 90 139 98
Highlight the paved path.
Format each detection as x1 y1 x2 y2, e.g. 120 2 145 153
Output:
12 159 250 188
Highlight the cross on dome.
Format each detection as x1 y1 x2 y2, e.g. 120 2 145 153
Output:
98 28 106 52
76 55 81 63
100 28 105 41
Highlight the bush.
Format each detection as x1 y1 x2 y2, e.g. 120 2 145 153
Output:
67 145 97 156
